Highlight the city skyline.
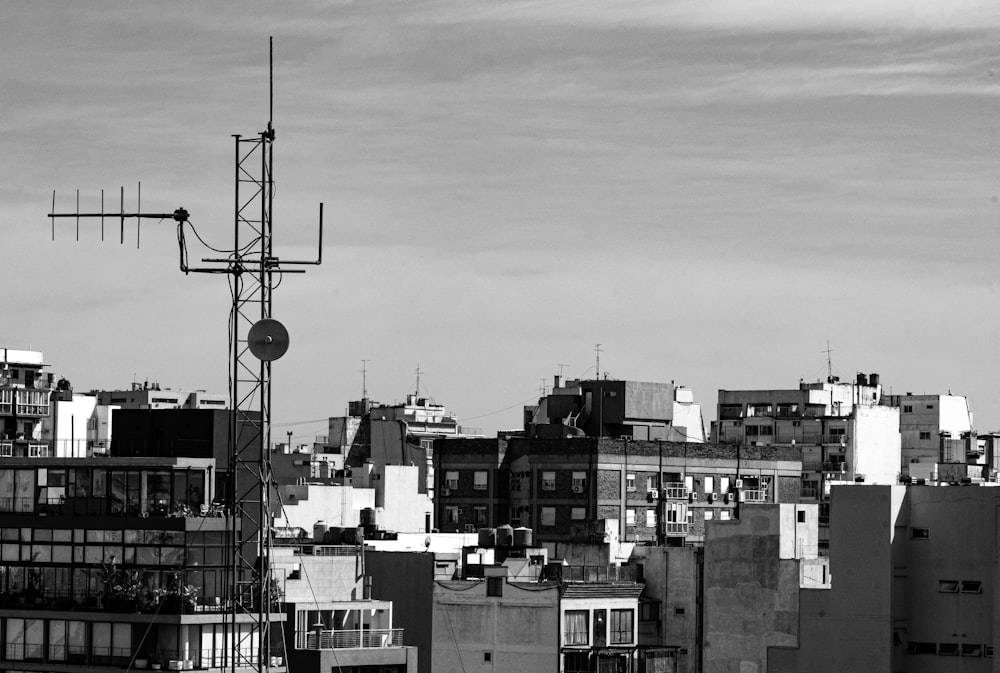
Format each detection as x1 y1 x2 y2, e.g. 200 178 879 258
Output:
4 1 1000 438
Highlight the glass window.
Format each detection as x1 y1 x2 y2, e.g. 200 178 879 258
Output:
473 471 488 490
541 472 556 491
704 476 714 493
571 507 586 520
646 510 655 527
626 474 636 492
610 609 633 644
626 509 636 526
541 507 555 527
444 472 459 490
564 610 589 645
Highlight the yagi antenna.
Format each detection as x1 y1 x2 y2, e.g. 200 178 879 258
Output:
44 36 323 673
48 181 189 249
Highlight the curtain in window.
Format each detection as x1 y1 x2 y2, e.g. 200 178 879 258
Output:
564 610 589 645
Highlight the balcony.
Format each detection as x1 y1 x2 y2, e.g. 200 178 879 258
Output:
740 490 767 503
664 522 689 536
0 495 222 519
822 434 848 445
662 483 687 499
296 628 403 650
821 461 848 473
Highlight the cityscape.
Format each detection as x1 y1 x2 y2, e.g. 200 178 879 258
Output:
0 348 994 672
6 3 1000 673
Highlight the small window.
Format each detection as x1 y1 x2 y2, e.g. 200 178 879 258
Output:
938 580 959 592
704 511 713 520
473 471 488 490
704 476 714 493
626 509 636 526
486 577 503 597
639 602 659 622
911 527 929 539
797 510 806 523
646 510 656 527
444 471 459 490
626 474 636 492
919 431 932 440
571 507 586 520
906 642 936 655
474 506 487 524
484 652 492 662
939 643 959 656
962 643 983 657
674 607 685 616
541 471 556 491
720 511 731 521
986 645 994 657
927 404 935 410
961 580 982 593
541 507 555 527
903 405 913 413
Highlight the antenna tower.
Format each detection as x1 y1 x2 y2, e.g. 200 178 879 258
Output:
361 359 371 399
47 38 323 673
595 343 602 379
823 341 834 381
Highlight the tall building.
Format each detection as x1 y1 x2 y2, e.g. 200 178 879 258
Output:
882 392 975 476
0 455 283 670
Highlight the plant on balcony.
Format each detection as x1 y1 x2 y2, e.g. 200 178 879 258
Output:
101 559 144 612
152 573 199 613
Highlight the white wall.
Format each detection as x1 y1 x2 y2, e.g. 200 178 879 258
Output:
851 405 901 484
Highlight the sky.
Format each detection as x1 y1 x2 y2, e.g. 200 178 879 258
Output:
3 1 1000 440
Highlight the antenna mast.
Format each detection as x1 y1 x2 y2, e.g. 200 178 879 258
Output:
595 343 602 379
823 341 834 382
361 359 371 399
47 37 323 673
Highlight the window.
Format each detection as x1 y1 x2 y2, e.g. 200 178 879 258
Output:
639 602 659 622
484 652 492 662
571 472 587 493
962 643 983 657
626 474 636 492
745 424 773 437
445 506 460 524
444 472 458 490
776 403 798 416
646 510 656 527
801 480 819 499
564 610 589 645
509 472 522 492
939 580 959 592
903 405 913 413
674 607 685 616
571 507 586 520
646 475 658 491
704 476 714 493
542 471 556 491
961 580 982 593
911 527 929 539
919 431 932 440
626 509 636 526
704 511 713 520
720 511 731 521
906 642 936 654
939 643 959 656
473 471 488 491
684 476 693 493
927 404 935 410
719 404 742 419
541 507 556 527
474 506 487 524
720 477 730 493
486 577 503 597
610 609 633 645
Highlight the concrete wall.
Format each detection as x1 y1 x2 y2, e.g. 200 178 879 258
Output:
272 548 365 603
274 484 375 529
630 545 699 673
769 485 904 672
702 505 799 673
380 464 433 533
433 579 559 673
368 551 436 673
851 405 901 484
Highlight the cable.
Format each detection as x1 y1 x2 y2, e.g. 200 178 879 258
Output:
461 394 541 421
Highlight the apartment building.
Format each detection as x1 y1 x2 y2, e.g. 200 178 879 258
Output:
434 437 802 546
882 393 975 476
0 349 55 450
0 455 282 671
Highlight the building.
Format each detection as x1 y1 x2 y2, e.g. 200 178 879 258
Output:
271 540 417 672
770 483 1000 672
0 455 283 671
0 348 55 448
94 382 227 411
435 437 803 547
525 376 706 442
882 392 975 477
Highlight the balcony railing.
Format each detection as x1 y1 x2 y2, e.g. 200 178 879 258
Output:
822 462 848 473
740 490 767 503
0 496 221 518
296 628 403 650
664 522 689 536
662 483 687 499
822 434 848 444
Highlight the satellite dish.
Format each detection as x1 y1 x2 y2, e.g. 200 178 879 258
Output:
247 318 289 362
424 536 431 550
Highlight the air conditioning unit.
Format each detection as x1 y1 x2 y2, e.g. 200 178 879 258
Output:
735 479 744 489
724 493 732 504
688 492 696 503
707 493 715 503
647 490 658 502
572 485 583 494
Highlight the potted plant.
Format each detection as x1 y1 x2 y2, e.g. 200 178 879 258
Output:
101 559 143 612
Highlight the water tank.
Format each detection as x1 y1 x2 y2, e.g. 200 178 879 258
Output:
324 527 344 545
342 526 365 545
478 528 496 548
360 508 376 526
513 526 533 547
313 520 329 543
496 524 513 546
856 373 868 386
869 373 880 387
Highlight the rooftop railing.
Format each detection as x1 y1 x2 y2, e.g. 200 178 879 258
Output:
296 628 403 650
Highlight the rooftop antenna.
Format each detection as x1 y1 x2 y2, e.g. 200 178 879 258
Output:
823 341 834 382
415 363 422 396
361 359 371 399
557 364 568 379
539 378 548 396
595 344 602 379
46 37 322 673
